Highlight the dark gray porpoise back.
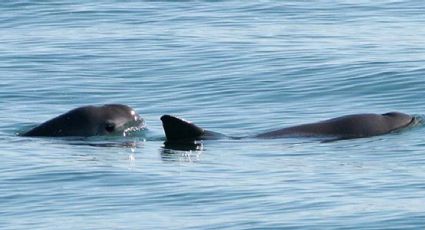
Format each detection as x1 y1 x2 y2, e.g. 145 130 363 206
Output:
161 112 414 142
256 113 414 139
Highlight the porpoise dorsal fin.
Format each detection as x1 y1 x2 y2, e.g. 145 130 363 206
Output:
160 115 205 141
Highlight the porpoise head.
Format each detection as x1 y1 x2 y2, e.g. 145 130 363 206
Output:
94 104 144 136
382 112 414 131
22 104 144 137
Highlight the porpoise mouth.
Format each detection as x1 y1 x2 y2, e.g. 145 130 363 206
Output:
407 115 423 127
122 114 146 136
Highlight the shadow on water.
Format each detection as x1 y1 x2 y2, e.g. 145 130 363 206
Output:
13 123 157 146
160 141 204 162
68 139 143 148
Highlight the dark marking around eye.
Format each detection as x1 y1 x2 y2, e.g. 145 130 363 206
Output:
105 122 115 132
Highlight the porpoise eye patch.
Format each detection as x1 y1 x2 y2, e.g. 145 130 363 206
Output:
104 122 116 133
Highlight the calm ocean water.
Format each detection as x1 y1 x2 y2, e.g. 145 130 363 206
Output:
2 1 425 229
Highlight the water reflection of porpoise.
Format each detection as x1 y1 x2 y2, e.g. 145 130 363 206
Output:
161 112 415 142
22 104 144 137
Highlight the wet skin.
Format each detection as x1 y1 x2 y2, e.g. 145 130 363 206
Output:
22 104 143 137
161 112 414 142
